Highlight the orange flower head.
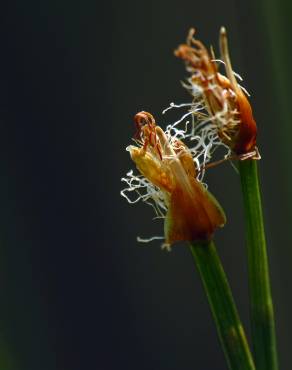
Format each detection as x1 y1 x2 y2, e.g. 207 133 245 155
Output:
174 27 258 158
121 111 226 249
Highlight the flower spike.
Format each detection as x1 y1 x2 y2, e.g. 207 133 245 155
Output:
175 28 258 158
122 111 226 248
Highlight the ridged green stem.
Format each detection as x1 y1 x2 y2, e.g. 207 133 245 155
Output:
190 240 255 370
239 159 278 370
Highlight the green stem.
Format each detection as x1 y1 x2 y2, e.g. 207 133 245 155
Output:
238 159 278 370
190 241 255 370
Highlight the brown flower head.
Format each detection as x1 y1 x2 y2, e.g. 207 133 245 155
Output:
174 27 258 158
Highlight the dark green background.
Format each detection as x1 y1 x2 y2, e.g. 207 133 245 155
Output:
0 1 291 369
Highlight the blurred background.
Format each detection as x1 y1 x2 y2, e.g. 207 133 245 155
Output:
0 0 291 369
